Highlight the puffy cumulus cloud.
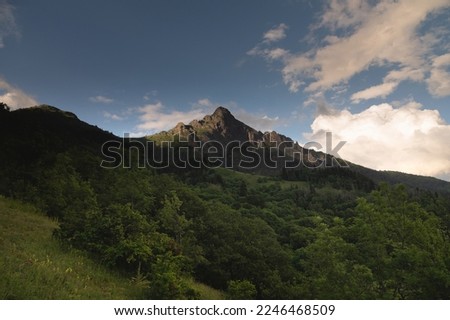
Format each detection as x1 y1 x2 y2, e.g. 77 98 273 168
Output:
136 101 208 133
89 95 114 104
304 102 450 179
0 0 19 48
0 78 38 109
250 0 450 99
263 23 288 43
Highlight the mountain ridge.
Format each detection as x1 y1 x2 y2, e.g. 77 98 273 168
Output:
147 106 450 192
1 104 449 192
150 106 295 146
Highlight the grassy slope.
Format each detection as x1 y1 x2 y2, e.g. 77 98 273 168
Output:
0 196 223 299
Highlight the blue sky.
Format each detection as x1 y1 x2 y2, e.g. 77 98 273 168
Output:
1 0 450 180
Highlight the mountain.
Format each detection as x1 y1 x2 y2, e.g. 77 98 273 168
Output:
149 106 450 193
170 106 264 142
0 104 119 196
148 106 329 173
1 104 448 192
150 106 296 145
0 104 117 153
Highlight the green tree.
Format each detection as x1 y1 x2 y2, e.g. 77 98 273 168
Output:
159 192 191 246
227 280 257 299
194 202 292 298
238 180 248 197
35 153 98 219
146 253 198 299
295 225 375 299
352 184 450 298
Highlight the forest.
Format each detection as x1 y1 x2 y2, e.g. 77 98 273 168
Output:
0 104 449 299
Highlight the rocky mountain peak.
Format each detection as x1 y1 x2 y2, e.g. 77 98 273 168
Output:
150 106 296 146
211 106 233 119
199 106 239 130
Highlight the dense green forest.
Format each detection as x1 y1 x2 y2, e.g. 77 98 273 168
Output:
0 104 449 299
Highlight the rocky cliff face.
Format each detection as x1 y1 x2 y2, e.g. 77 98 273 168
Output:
162 106 263 143
146 106 317 173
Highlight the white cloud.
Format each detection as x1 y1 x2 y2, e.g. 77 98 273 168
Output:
305 0 447 92
127 131 148 138
427 53 450 97
247 24 290 63
136 101 209 133
89 95 114 104
0 78 38 109
196 98 214 108
103 111 123 121
248 46 290 62
0 0 19 48
263 23 288 43
385 67 424 82
280 55 310 92
251 0 450 98
351 67 425 102
317 0 371 31
304 102 450 179
351 81 398 102
266 48 289 60
234 109 282 133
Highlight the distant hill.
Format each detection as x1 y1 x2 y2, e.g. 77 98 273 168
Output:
351 163 450 193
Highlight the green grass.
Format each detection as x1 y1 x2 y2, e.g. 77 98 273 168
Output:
146 132 176 144
187 279 225 300
0 196 223 299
